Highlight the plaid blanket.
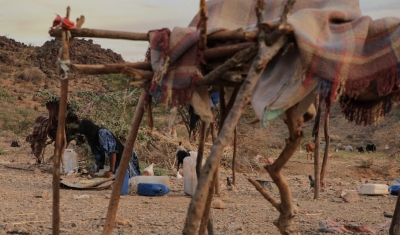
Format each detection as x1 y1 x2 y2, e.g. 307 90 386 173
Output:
148 28 202 105
25 115 49 160
148 0 400 124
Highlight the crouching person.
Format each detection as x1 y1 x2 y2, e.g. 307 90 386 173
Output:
78 119 140 178
26 115 49 164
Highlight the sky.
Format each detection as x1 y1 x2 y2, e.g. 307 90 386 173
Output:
1 0 399 62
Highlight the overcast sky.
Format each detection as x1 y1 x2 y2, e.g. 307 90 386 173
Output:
1 0 399 62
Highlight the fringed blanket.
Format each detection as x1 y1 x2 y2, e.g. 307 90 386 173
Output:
147 0 400 125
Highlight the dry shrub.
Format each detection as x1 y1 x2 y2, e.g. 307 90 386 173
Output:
17 67 46 85
360 157 373 168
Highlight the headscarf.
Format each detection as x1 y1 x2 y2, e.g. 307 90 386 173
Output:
78 119 100 147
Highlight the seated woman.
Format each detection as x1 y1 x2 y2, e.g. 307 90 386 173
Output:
78 119 140 178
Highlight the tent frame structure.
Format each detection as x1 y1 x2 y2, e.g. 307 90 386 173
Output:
48 1 400 235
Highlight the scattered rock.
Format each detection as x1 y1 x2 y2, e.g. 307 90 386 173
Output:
33 168 41 175
361 178 368 184
104 194 111 199
342 191 360 203
73 194 90 200
115 215 131 226
34 190 48 198
227 223 244 232
219 192 229 198
82 169 88 174
5 223 14 231
229 185 238 192
211 199 226 209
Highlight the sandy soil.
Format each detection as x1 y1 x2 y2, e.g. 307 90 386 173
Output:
0 137 398 235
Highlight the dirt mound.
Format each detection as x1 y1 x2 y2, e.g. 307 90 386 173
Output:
0 36 31 52
31 38 125 77
0 36 34 67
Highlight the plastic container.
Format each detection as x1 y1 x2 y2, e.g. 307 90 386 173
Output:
137 183 169 196
129 176 170 192
389 184 400 196
358 184 389 195
62 149 78 174
116 168 130 195
183 151 205 196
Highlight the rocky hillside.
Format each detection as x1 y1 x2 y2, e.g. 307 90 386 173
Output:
0 36 399 170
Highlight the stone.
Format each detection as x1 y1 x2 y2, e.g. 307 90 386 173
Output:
230 185 238 192
342 191 360 203
115 215 131 226
73 194 90 200
211 199 226 209
41 190 48 198
33 168 41 175
34 190 48 198
227 223 244 232
361 178 367 184
5 223 14 231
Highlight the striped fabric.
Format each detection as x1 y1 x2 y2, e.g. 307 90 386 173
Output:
148 0 400 124
26 115 49 160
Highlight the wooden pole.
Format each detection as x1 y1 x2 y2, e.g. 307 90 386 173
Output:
182 36 287 235
71 62 152 74
146 95 154 132
203 42 254 60
49 27 258 42
196 121 207 179
199 0 208 50
320 114 330 188
71 43 256 76
313 96 321 199
232 127 237 186
198 176 215 235
49 28 148 41
390 192 400 235
264 105 302 234
52 6 71 235
197 121 214 235
102 89 147 235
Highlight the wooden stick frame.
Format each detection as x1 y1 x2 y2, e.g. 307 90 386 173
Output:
49 1 393 235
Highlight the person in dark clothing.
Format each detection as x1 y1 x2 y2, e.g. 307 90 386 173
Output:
78 119 140 178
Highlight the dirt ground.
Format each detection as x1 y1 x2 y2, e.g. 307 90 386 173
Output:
1 35 400 235
0 136 398 235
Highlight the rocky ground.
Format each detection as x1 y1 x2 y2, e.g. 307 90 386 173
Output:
0 139 398 235
1 35 400 235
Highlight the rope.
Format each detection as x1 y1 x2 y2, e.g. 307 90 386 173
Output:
57 47 70 80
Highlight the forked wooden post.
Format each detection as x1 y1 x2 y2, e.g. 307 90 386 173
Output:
183 33 287 235
52 6 71 235
102 89 147 235
263 105 303 234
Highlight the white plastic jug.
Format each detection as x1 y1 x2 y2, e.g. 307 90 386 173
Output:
183 152 205 196
62 149 78 174
129 176 170 192
358 184 389 195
